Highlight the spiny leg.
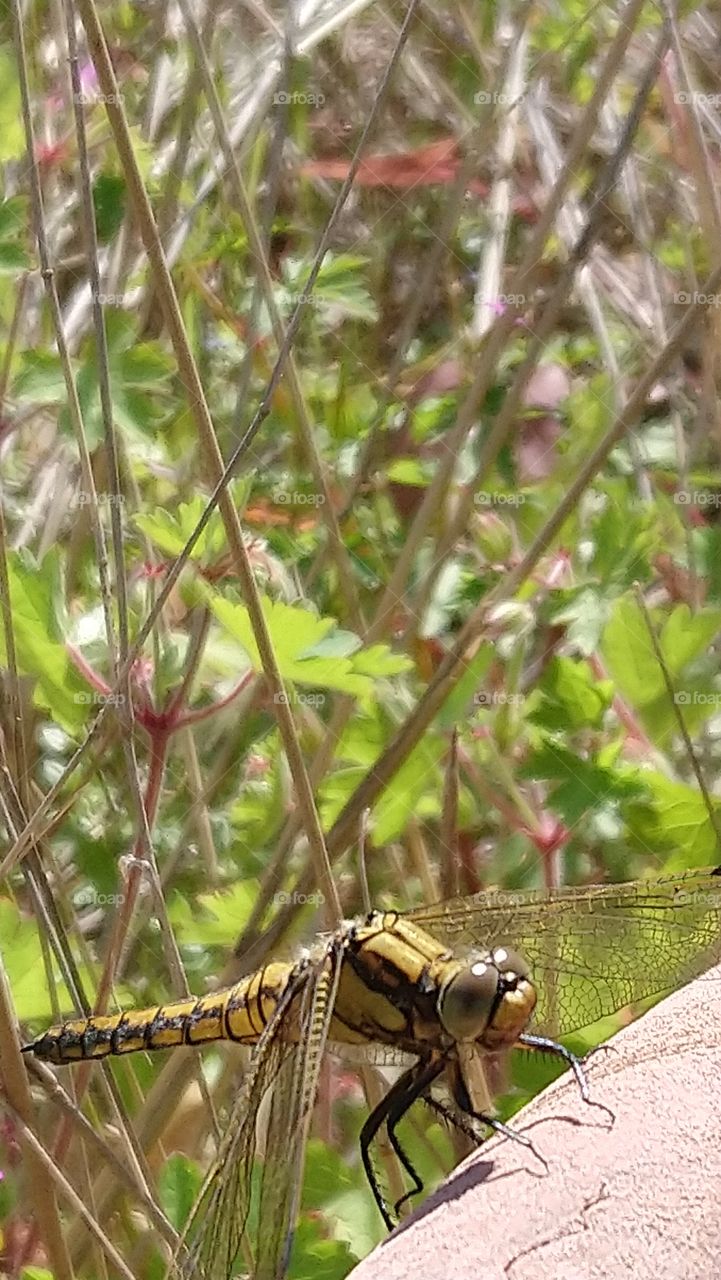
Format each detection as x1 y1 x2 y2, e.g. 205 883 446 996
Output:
518 1032 615 1126
447 1057 550 1171
360 1057 444 1230
385 1061 455 1220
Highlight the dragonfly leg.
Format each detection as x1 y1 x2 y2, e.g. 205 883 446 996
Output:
360 1056 445 1230
445 1063 551 1171
517 1032 615 1125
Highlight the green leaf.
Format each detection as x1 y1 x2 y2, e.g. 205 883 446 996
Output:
300 1139 355 1212
93 172 126 242
287 253 377 325
323 733 446 845
520 738 647 825
532 657 613 731
298 630 361 660
437 645 495 729
135 499 225 561
159 1155 203 1231
288 1226 358 1280
0 241 30 273
0 551 88 732
0 52 23 162
625 773 721 870
386 457 428 486
135 481 254 562
207 595 377 701
551 588 608 655
1 897 132 1022
167 882 258 946
351 645 412 678
690 527 721 603
55 312 175 447
601 596 721 742
13 351 68 406
0 196 27 239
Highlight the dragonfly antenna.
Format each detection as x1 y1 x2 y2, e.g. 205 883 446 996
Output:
359 808 372 914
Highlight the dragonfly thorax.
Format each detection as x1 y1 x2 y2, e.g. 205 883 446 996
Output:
438 946 537 1049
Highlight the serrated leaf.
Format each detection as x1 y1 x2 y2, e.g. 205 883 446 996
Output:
532 657 613 731
207 595 375 700
350 645 412 678
320 733 446 844
167 882 258 946
625 773 721 870
520 738 647 825
0 551 88 732
551 588 608 655
298 630 361 660
288 253 377 324
13 351 68 405
135 482 254 562
601 595 721 742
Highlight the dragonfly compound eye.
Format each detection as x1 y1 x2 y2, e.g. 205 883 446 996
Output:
438 959 500 1041
490 946 531 982
438 948 536 1044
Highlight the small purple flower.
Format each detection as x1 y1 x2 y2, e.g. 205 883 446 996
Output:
79 61 99 93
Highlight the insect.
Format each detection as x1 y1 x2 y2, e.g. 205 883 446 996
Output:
22 866 721 1280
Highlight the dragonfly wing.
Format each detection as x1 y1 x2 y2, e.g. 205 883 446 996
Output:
176 939 344 1280
255 938 344 1280
175 1029 287 1279
408 870 721 1037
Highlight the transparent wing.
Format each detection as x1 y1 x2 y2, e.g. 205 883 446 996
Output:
330 1042 418 1069
408 868 721 1036
174 941 343 1280
254 940 343 1280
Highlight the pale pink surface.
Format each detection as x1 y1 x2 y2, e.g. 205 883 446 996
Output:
348 965 721 1280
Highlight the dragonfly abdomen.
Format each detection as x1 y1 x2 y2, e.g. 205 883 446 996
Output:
23 961 295 1065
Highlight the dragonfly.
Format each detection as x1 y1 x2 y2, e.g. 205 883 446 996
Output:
22 865 721 1280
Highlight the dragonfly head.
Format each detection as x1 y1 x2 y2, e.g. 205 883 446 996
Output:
437 946 537 1048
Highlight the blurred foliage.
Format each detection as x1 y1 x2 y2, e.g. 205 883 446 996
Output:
3 0 721 1276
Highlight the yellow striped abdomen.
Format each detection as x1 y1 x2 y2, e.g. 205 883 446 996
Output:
23 961 294 1065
